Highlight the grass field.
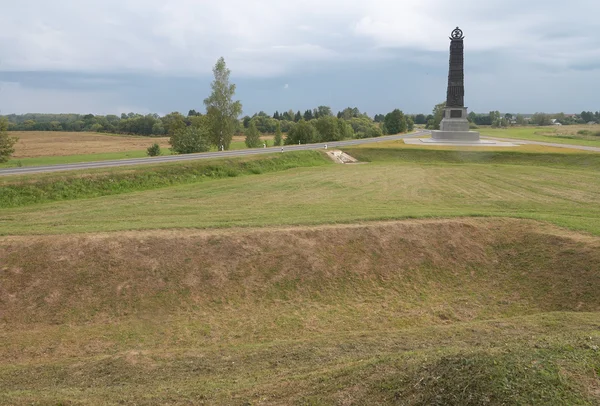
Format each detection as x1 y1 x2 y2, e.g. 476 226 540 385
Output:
480 125 600 147
1 141 599 404
2 145 599 235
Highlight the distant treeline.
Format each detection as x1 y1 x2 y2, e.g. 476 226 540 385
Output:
2 106 415 139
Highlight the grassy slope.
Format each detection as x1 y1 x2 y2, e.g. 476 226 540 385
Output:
0 151 330 208
1 219 599 404
1 147 599 235
480 126 600 147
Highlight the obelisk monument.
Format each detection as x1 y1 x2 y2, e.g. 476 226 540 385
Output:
431 27 480 142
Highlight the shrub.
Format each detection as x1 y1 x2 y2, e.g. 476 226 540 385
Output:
169 126 210 154
0 117 18 163
147 143 161 157
245 121 262 148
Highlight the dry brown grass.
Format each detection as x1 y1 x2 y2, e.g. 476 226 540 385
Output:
8 131 171 158
1 218 599 404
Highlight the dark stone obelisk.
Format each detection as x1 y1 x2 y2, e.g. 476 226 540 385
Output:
446 27 465 108
432 27 480 141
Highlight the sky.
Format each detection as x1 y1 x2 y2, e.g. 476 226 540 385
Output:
0 0 599 117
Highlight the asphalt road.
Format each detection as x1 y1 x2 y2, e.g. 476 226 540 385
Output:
0 131 428 176
2 130 598 176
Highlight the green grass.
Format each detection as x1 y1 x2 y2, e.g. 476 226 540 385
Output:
0 151 330 208
2 147 599 235
480 126 600 147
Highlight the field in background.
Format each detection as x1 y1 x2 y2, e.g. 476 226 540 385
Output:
1 131 277 168
480 125 600 147
9 131 171 158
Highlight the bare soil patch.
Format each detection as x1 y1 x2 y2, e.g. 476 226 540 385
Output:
9 131 171 158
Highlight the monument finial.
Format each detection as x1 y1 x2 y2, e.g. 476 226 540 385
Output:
450 27 464 40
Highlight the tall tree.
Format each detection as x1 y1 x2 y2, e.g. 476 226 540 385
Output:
245 121 262 148
0 117 18 163
383 109 408 134
425 102 446 130
294 111 302 122
273 121 283 146
303 109 313 121
204 57 243 150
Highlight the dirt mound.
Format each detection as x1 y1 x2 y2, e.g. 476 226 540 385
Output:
1 218 599 326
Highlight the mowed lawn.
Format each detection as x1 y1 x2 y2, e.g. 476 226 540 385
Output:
2 146 599 235
480 124 600 147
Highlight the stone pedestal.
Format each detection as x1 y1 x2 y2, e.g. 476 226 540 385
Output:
431 107 480 142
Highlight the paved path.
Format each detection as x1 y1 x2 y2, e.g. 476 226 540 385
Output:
0 131 428 176
2 130 597 177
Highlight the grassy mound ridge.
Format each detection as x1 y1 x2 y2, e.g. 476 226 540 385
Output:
1 219 599 327
1 219 599 404
0 150 329 208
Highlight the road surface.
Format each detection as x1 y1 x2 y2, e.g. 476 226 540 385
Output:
0 131 428 176
1 130 598 176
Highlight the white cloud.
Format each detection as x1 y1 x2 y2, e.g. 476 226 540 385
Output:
283 84 289 90
0 0 596 78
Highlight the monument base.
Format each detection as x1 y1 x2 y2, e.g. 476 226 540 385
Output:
431 130 480 142
431 107 481 142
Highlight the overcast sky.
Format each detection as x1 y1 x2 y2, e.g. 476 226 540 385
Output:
0 0 598 116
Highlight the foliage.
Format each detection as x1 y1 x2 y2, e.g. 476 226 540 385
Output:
162 112 187 136
348 117 383 139
382 109 408 134
531 112 552 126
426 102 446 130
414 113 427 124
169 126 210 154
146 143 161 157
285 120 317 145
244 121 262 148
314 116 342 142
273 121 283 146
204 57 243 150
0 118 18 163
336 107 367 120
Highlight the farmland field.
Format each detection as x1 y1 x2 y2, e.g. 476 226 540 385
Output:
1 131 276 168
9 131 172 158
1 142 599 405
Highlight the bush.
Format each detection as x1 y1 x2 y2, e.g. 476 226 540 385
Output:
147 143 161 157
0 117 18 163
245 121 262 148
169 126 210 154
